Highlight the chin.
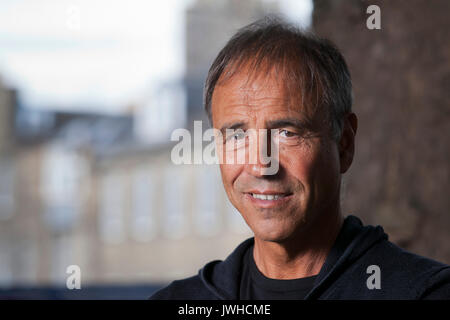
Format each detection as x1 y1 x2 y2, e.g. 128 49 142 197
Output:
252 224 295 243
256 233 292 244
251 215 312 243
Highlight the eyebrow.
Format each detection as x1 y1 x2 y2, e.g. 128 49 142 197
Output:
218 118 311 134
219 121 246 135
266 118 310 130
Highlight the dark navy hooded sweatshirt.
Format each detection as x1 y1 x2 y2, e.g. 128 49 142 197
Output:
150 215 450 299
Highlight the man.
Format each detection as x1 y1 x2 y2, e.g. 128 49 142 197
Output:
151 18 450 299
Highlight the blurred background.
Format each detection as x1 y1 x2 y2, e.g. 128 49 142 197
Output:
0 0 448 299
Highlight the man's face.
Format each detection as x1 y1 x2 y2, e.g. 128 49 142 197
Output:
211 68 344 243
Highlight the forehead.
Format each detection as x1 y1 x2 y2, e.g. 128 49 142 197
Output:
211 68 305 124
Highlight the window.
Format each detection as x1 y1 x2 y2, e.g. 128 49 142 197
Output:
40 144 87 232
194 165 221 236
99 172 125 244
134 84 186 144
0 159 14 221
162 166 187 239
130 168 157 242
0 238 12 286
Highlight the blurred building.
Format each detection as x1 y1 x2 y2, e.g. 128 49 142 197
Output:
0 0 287 289
184 0 279 124
0 79 18 286
0 95 253 286
0 79 16 154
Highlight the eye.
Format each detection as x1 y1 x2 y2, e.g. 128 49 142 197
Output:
226 131 246 142
279 129 297 138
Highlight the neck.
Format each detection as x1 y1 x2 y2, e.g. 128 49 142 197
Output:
253 210 343 279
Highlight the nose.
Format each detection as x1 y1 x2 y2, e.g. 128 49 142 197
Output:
245 162 272 177
244 129 277 177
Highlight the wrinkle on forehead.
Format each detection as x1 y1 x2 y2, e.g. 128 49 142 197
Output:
214 62 319 127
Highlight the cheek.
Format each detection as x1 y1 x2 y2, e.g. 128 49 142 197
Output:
279 141 339 189
279 145 316 183
219 164 243 195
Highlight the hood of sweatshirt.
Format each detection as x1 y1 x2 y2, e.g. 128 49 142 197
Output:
197 215 388 300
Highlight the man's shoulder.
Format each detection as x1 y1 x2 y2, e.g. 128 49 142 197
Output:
149 274 216 300
372 238 449 273
319 226 450 299
362 237 450 298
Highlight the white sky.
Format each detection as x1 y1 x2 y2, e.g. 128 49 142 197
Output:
0 0 312 114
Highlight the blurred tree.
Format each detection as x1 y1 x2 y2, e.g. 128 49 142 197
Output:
313 0 450 263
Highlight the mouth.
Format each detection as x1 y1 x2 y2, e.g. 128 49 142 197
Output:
250 193 288 200
245 191 293 208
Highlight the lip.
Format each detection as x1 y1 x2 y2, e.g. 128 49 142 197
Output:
244 191 293 208
246 190 289 195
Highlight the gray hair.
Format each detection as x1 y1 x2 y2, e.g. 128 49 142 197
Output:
203 17 352 141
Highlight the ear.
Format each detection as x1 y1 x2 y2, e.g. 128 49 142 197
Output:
339 113 358 174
